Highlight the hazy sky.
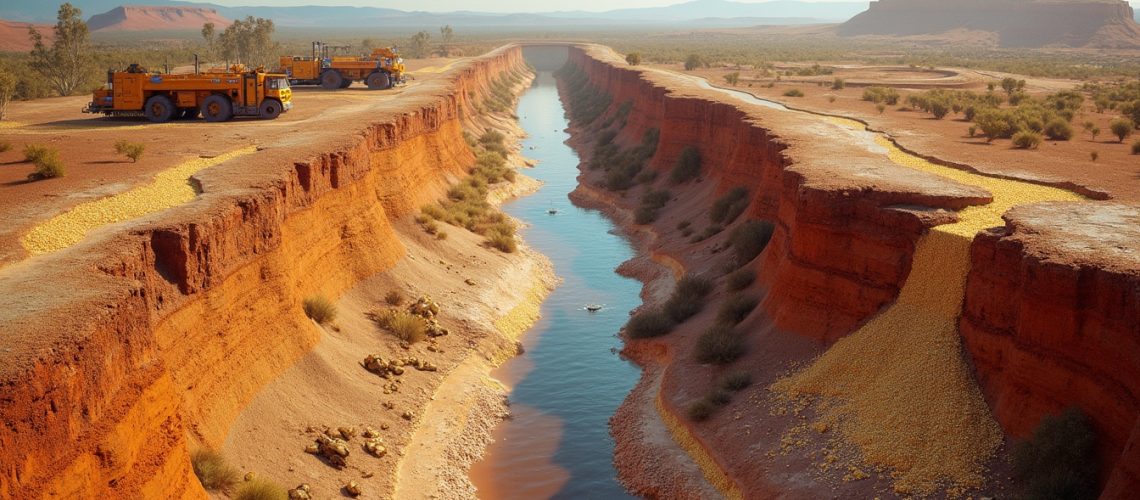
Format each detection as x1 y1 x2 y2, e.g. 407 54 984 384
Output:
205 0 872 14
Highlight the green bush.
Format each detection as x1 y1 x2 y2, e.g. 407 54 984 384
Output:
487 231 516 253
783 89 804 98
728 220 775 265
378 310 428 343
114 140 145 162
1132 139 1140 155
664 275 714 323
670 146 701 184
31 149 65 179
234 478 288 500
634 206 658 225
625 52 642 66
190 449 241 492
862 86 900 105
302 295 337 324
709 187 749 225
1013 131 1043 150
718 371 753 392
1012 408 1099 500
625 308 676 339
23 144 50 163
831 78 845 90
716 294 758 325
694 323 746 365
725 268 756 291
706 389 732 406
1043 119 1073 141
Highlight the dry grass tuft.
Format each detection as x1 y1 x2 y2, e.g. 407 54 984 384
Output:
234 478 288 500
190 449 241 492
377 310 428 343
302 295 337 324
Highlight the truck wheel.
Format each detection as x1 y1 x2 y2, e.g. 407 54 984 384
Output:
201 95 233 122
259 100 283 120
144 95 175 123
320 70 343 90
339 78 352 89
366 72 391 90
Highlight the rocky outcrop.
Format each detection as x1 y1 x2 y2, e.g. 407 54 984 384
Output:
0 46 525 499
87 6 231 32
961 202 1140 494
0 19 50 52
839 0 1140 48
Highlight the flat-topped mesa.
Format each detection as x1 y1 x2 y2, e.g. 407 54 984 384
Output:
87 6 232 32
0 46 525 499
839 0 1140 48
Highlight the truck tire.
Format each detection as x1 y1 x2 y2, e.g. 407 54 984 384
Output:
320 70 343 90
201 95 233 122
339 78 352 89
366 72 391 90
144 95 175 123
259 99 283 120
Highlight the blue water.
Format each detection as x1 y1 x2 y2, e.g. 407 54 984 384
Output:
470 71 641 498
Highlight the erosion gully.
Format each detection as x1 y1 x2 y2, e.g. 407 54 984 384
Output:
468 50 641 498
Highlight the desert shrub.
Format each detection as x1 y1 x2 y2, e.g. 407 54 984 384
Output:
1091 151 1099 162
634 206 658 225
436 231 448 240
706 389 732 406
1043 119 1074 141
664 274 714 323
234 478 288 500
302 295 337 324
1013 131 1043 150
625 52 642 65
683 53 704 71
378 310 427 343
1132 140 1140 155
862 86 900 105
670 146 701 184
190 449 241 492
687 399 716 421
114 140 145 162
384 290 404 306
718 371 753 392
30 148 65 179
692 224 724 243
716 294 758 325
724 72 740 86
676 220 691 231
421 204 447 221
929 100 950 119
1012 408 1099 500
728 220 775 265
831 78 845 90
633 169 658 184
783 89 804 98
0 141 10 153
725 268 756 291
709 187 750 225
1110 118 1135 143
642 189 671 209
876 103 886 115
694 323 746 365
23 144 50 163
479 130 505 146
625 308 675 339
487 231 516 253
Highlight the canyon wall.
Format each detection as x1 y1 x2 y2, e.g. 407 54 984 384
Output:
839 0 1140 48
567 45 987 344
962 202 1140 494
0 46 525 499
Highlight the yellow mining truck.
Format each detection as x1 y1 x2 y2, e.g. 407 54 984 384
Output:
277 41 406 90
84 63 293 123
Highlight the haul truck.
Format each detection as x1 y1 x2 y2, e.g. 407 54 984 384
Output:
84 63 293 123
277 41 406 90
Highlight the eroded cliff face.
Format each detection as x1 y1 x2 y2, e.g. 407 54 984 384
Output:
0 46 525 499
962 202 1140 494
568 46 984 344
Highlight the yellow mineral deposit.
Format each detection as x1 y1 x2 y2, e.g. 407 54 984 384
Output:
773 120 1083 494
21 146 258 255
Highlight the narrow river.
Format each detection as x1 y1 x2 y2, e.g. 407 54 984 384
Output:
468 69 641 498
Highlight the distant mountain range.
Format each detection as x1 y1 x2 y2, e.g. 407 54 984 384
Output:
1 0 867 28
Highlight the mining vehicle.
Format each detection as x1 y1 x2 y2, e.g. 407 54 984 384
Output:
277 41 406 90
84 62 293 123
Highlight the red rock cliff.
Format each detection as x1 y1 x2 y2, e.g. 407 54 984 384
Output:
961 202 1140 496
0 46 525 499
567 45 989 343
87 6 232 32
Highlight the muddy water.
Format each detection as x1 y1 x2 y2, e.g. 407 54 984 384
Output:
468 70 640 498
